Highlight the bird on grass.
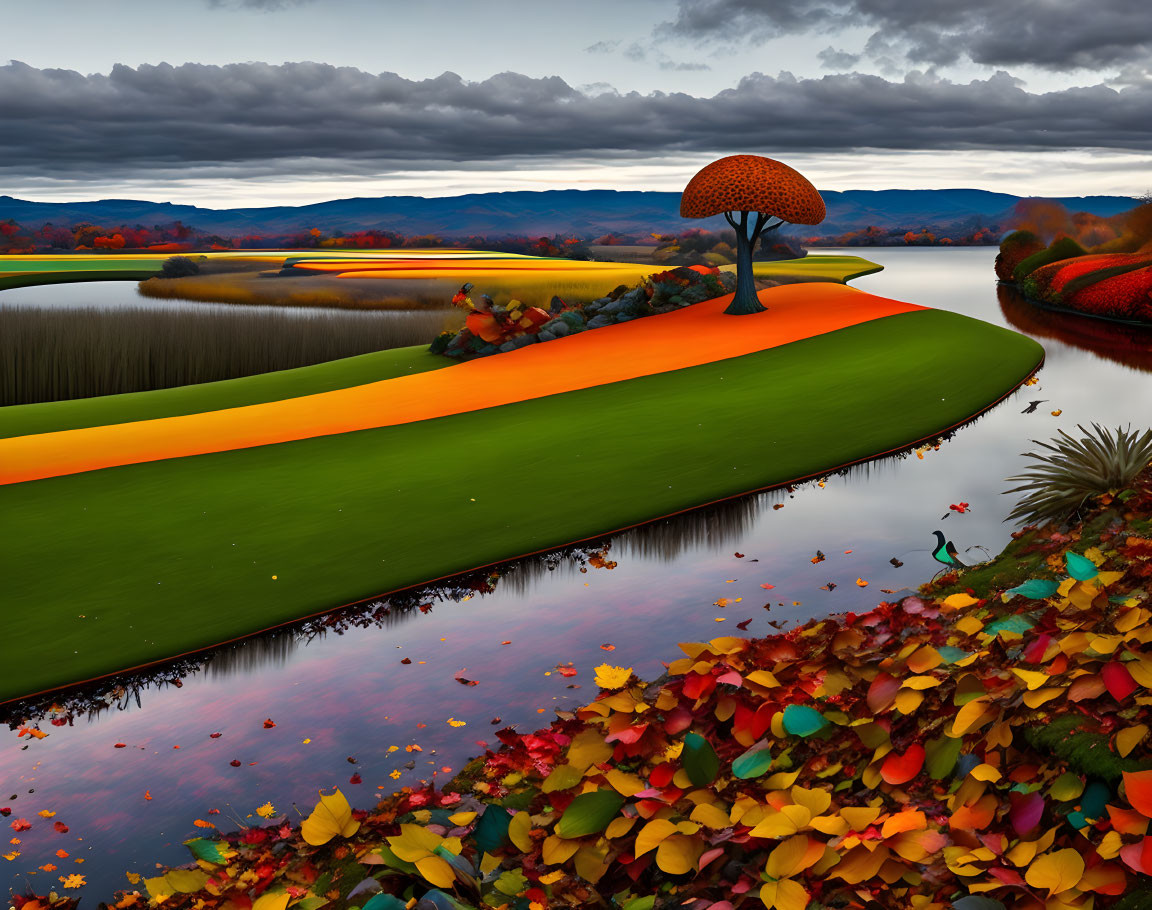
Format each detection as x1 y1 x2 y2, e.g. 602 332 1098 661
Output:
931 530 966 568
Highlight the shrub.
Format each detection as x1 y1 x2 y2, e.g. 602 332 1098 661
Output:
159 255 202 278
1063 264 1152 321
994 229 1044 281
1004 423 1152 526
1012 236 1087 281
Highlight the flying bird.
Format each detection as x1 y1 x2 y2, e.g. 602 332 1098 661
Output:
931 530 966 568
1021 400 1048 414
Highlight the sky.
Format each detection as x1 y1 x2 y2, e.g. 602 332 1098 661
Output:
1 0 1150 205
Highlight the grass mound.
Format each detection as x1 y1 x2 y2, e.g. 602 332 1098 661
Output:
0 307 1041 701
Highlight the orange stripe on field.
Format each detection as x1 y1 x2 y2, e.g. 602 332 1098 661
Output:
0 284 925 485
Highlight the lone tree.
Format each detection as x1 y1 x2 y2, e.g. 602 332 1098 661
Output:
680 154 826 315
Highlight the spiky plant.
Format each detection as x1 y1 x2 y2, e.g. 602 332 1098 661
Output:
1003 423 1152 527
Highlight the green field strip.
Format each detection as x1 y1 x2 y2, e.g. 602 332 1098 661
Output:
0 345 455 440
0 308 1041 701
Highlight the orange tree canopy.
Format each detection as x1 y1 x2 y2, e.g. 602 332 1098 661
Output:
680 155 826 225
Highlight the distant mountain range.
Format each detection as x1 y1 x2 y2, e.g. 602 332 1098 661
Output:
0 189 1139 239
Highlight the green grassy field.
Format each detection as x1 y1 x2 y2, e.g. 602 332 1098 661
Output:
0 309 1042 701
0 345 453 439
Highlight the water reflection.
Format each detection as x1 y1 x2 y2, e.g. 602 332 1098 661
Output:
998 284 1152 374
2 423 973 732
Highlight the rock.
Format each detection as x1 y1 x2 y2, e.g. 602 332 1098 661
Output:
607 284 629 300
550 321 570 337
586 315 614 329
510 333 538 349
615 315 636 322
536 331 556 343
602 299 627 315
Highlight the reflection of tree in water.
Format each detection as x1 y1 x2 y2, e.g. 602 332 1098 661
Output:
999 284 1152 374
4 415 988 730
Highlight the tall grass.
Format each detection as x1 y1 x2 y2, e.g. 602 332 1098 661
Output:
0 304 461 406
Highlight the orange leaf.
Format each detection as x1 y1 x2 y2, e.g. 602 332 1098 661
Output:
1124 770 1152 818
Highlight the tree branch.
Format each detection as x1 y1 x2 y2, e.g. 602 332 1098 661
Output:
723 212 739 231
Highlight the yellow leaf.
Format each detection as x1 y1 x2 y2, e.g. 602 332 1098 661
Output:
1118 724 1149 758
255 802 276 819
689 803 731 829
951 698 993 737
415 854 456 888
760 877 810 910
542 834 580 866
902 675 941 690
766 834 818 879
1023 687 1064 708
969 764 1002 782
448 811 477 826
634 819 678 857
605 815 638 839
655 834 701 875
1025 848 1085 896
1012 669 1050 690
746 670 781 688
943 593 978 610
954 615 985 636
790 787 832 818
566 730 613 771
573 840 610 883
593 664 633 689
252 893 289 910
480 852 501 875
387 824 443 862
894 690 924 714
840 807 881 831
165 870 210 893
605 769 645 796
300 789 360 847
508 811 533 852
749 805 811 838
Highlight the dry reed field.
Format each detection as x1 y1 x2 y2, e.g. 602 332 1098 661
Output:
0 304 461 405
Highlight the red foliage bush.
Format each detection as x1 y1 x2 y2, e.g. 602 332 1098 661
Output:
1064 264 1152 321
1032 253 1151 300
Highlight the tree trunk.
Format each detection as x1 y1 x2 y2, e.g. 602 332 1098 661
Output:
725 212 766 316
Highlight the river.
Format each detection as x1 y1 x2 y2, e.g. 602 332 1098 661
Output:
3 247 1152 900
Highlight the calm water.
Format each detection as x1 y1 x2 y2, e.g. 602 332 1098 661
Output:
0 280 422 324
4 247 1152 899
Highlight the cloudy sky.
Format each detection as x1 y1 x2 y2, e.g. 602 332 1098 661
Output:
2 0 1150 205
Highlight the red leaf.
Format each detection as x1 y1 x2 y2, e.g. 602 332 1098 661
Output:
880 744 925 785
53 821 69 834
1104 662 1139 701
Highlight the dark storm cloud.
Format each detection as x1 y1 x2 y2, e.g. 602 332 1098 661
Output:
1 61 1149 181
656 0 1152 72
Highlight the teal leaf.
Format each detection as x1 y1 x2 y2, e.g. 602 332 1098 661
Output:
554 790 624 838
985 615 1035 636
1065 551 1098 581
362 896 409 910
936 646 974 664
682 732 720 787
782 704 827 737
471 805 511 855
731 744 774 780
1005 578 1061 599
